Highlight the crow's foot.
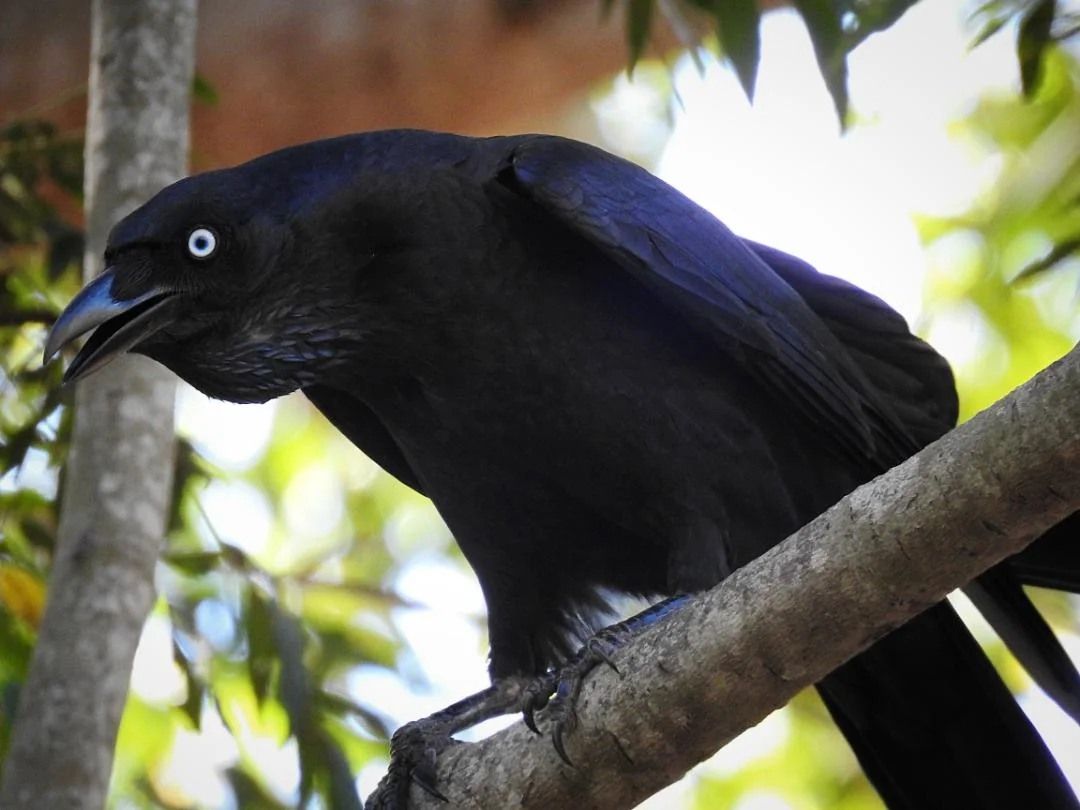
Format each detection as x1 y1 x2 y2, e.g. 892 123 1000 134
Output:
365 716 459 809
543 626 629 765
525 595 691 764
364 676 539 809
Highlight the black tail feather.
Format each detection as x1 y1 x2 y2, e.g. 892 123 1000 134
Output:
1008 512 1080 593
967 566 1080 725
818 602 1078 809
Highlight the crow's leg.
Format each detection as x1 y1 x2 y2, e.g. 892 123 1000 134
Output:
364 674 555 809
526 594 690 764
367 596 691 806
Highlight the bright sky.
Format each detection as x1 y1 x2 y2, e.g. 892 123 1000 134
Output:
144 3 1080 806
658 4 1016 323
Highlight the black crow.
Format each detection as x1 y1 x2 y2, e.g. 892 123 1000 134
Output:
46 131 1080 809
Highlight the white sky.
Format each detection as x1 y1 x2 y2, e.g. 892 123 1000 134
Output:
657 3 1017 324
153 3 1079 805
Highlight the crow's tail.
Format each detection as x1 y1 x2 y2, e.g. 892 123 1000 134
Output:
818 601 1078 810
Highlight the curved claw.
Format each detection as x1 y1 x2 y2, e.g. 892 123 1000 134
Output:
410 744 449 802
411 770 449 803
533 640 612 764
520 598 686 773
521 672 556 735
545 681 580 766
551 721 576 767
367 721 459 808
586 638 621 674
524 705 541 735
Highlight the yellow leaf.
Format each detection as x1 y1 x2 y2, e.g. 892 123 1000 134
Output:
0 564 46 628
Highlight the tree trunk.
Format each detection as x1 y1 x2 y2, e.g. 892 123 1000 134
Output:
385 342 1080 809
0 2 196 808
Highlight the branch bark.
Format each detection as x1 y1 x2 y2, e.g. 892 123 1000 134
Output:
388 342 1080 809
0 2 196 808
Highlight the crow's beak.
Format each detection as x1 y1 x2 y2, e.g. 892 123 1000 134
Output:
44 267 179 383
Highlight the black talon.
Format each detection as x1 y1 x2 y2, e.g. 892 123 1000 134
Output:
524 703 542 734
365 677 540 808
552 721 576 767
524 597 690 766
411 770 449 802
521 671 556 734
411 746 449 802
587 639 620 674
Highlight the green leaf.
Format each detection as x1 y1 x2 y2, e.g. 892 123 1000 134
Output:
845 0 920 49
164 549 223 576
44 224 82 281
317 688 393 740
322 731 364 810
44 137 83 197
1018 0 1056 97
192 73 219 105
247 589 276 705
225 767 291 810
792 0 849 123
712 0 762 100
1012 234 1080 282
173 642 205 730
627 0 655 68
971 14 1009 48
270 598 311 730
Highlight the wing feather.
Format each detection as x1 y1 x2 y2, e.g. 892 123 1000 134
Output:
497 136 916 465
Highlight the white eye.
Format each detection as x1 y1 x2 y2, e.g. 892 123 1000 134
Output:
186 227 217 259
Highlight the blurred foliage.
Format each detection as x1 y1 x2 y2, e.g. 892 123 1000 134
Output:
0 9 1078 810
918 47 1080 418
0 118 82 764
104 395 456 807
0 115 445 806
616 0 1076 120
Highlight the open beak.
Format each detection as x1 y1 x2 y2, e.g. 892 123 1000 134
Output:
44 267 179 383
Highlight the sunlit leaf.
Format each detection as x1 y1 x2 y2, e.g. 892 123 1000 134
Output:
1012 234 1080 281
300 586 401 670
317 689 393 740
111 697 180 801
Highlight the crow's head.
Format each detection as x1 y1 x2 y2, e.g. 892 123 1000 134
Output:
43 142 396 403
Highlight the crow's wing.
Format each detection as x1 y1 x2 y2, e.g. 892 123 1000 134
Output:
494 135 1080 731
496 136 916 467
745 240 958 447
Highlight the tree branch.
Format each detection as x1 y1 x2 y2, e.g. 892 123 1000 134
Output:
389 342 1080 809
0 2 195 808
